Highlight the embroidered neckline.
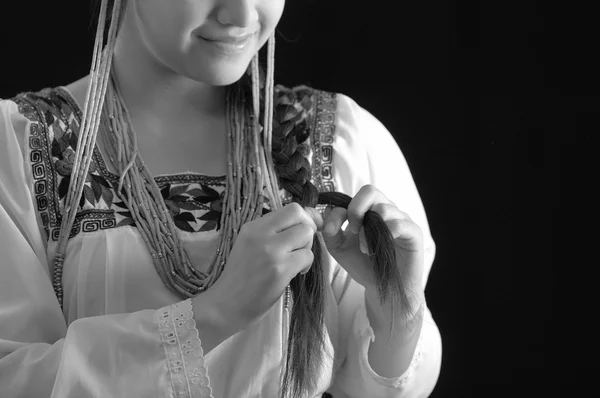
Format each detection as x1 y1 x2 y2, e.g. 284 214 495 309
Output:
14 85 336 239
14 89 229 237
54 86 228 182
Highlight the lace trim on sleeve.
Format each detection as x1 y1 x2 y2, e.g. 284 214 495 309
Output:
156 299 213 398
355 305 424 388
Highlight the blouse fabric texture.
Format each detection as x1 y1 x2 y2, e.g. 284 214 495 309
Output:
0 85 442 398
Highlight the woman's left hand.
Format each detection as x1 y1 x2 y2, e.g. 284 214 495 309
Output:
320 184 425 323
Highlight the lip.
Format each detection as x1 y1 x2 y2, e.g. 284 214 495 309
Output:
201 33 255 44
198 33 255 54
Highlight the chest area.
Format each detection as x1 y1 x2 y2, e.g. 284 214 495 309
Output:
15 86 334 243
105 116 230 178
137 121 229 177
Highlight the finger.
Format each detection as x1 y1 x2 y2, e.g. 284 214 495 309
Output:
388 218 424 249
323 205 334 223
304 206 324 232
266 202 317 234
274 223 315 253
370 202 412 222
285 248 314 277
359 204 409 253
359 226 367 254
347 185 392 234
323 206 348 237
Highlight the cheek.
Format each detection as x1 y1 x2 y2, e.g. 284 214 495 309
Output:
266 0 286 28
258 0 286 43
136 0 204 51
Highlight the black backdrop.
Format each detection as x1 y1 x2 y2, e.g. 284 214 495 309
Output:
1 1 595 397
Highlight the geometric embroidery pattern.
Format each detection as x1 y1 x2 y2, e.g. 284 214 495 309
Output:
12 85 337 242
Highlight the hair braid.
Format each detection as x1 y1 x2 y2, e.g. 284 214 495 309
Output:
271 101 327 398
239 71 330 396
265 85 413 397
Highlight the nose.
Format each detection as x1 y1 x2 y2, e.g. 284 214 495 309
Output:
216 0 259 28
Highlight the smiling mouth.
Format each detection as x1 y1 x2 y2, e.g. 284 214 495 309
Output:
198 33 255 54
201 34 254 44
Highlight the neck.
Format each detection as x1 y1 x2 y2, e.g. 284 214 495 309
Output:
111 19 227 125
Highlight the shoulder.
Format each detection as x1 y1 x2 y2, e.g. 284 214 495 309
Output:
1 87 84 242
1 88 67 163
273 84 392 194
276 85 396 159
273 84 373 138
2 87 81 169
10 86 77 116
2 87 80 142
274 84 356 117
274 84 387 142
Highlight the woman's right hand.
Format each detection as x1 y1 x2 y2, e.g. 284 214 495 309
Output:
193 203 323 348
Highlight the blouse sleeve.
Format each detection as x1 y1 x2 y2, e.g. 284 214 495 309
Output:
327 94 443 397
0 99 212 398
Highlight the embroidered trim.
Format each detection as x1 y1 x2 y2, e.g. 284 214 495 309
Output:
56 86 114 179
394 328 424 387
13 86 336 242
154 174 226 186
311 90 337 194
157 299 213 398
356 304 425 388
14 90 121 241
13 89 231 239
14 96 59 241
275 86 338 213
57 210 117 240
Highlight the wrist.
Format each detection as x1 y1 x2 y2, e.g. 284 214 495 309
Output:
364 287 425 333
191 290 235 354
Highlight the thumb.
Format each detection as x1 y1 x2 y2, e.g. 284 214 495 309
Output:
320 206 349 250
303 206 324 232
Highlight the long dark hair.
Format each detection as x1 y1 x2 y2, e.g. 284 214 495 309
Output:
237 65 410 397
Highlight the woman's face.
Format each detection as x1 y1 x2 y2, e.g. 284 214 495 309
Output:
123 0 286 86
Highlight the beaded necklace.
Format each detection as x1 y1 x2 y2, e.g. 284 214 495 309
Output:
50 0 285 307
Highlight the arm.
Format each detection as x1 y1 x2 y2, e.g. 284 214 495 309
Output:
364 287 425 379
327 93 442 397
0 99 215 398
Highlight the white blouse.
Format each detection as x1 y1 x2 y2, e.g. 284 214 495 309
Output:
0 85 442 398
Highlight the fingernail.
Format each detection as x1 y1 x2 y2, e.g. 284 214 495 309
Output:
324 222 336 236
359 238 367 254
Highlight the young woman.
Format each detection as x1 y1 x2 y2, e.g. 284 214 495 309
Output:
0 1 442 397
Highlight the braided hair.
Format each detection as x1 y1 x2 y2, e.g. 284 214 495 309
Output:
237 70 411 397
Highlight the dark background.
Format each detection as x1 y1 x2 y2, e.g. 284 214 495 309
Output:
1 1 595 397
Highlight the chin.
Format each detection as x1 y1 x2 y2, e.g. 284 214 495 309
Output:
185 59 252 87
203 71 246 87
